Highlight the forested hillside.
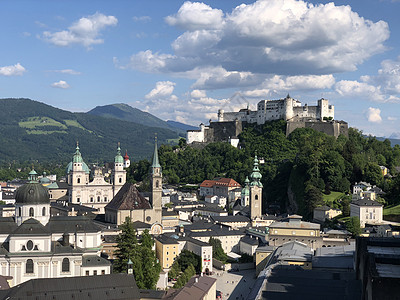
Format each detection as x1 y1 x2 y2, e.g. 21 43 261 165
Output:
139 120 400 219
0 98 179 163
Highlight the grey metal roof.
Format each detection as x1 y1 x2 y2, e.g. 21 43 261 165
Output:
269 220 320 230
240 235 259 246
46 216 102 233
0 273 141 300
82 255 111 267
0 217 18 234
11 218 51 236
351 199 383 207
211 215 250 223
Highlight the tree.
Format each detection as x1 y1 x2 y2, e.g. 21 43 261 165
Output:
209 237 228 262
113 218 138 273
177 250 201 273
113 219 161 289
346 216 361 237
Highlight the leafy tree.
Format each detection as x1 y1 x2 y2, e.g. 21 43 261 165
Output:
341 197 351 217
177 250 201 273
209 237 228 262
113 219 161 289
168 260 180 280
346 216 361 237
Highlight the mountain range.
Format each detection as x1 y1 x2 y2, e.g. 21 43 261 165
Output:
0 98 184 163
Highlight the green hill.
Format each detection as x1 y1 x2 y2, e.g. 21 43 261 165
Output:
0 98 179 163
87 103 186 136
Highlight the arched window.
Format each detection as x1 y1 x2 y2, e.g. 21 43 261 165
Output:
156 180 159 188
42 207 46 216
26 259 34 273
255 195 258 200
97 196 100 202
62 258 70 272
29 207 34 217
119 178 122 183
77 178 80 184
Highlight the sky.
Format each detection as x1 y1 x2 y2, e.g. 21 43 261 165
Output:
1 0 400 138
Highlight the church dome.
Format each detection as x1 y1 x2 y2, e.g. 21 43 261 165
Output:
115 145 124 164
15 182 50 205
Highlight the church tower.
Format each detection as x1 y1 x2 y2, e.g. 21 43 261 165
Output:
112 144 126 197
68 143 90 204
123 150 131 169
151 138 162 223
241 176 250 206
250 155 263 219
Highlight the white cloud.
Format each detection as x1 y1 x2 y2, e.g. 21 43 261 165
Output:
145 81 176 99
0 63 26 76
335 80 385 101
165 1 224 30
388 116 397 121
367 107 382 123
121 0 389 89
51 80 70 89
42 13 117 48
190 89 206 98
133 16 151 22
52 69 81 75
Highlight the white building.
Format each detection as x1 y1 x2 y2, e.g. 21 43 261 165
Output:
0 170 110 287
350 199 383 228
66 144 127 214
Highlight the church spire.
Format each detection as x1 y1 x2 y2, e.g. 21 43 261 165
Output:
151 135 161 171
250 153 263 187
115 142 124 164
73 141 83 163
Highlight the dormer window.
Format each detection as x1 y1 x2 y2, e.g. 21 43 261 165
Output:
29 207 34 217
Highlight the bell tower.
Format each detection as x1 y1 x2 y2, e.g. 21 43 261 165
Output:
112 143 126 197
250 154 263 219
151 137 162 223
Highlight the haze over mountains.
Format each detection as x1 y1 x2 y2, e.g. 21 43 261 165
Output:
0 98 183 163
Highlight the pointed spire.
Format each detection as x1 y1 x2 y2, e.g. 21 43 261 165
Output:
151 135 161 171
115 142 124 163
73 141 83 163
250 153 262 187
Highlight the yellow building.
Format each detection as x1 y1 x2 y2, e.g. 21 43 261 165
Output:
155 235 180 269
268 215 322 249
255 245 274 275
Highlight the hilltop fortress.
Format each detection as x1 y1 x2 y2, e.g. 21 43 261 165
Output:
187 95 348 145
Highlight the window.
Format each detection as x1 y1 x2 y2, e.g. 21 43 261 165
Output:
156 180 159 188
26 259 34 274
93 270 97 276
97 196 100 202
18 207 21 216
62 258 70 272
104 197 107 202
77 198 80 203
86 271 89 276
29 207 34 217
119 178 122 183
42 207 46 216
101 270 105 275
27 240 34 251
255 195 258 200
77 178 80 184
90 197 93 202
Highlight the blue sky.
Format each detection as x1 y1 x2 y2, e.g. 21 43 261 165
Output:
1 0 400 138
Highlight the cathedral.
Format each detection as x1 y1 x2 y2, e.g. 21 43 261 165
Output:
104 139 163 233
66 144 128 213
0 170 109 286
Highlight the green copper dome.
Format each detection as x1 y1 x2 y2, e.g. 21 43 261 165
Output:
250 155 263 187
241 176 250 196
66 144 90 174
115 145 124 164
